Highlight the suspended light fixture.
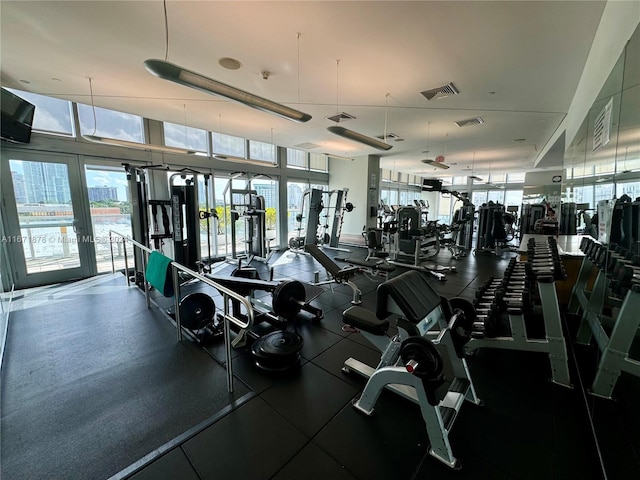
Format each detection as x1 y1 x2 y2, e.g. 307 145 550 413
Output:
326 92 393 151
144 2 310 123
83 134 196 154
422 158 450 169
420 121 448 168
327 126 393 151
212 154 279 167
144 59 312 123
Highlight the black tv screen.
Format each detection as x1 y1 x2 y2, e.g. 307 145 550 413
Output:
421 178 442 191
1 88 35 144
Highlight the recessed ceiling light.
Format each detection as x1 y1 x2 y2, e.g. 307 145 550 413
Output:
51 77 62 82
513 138 526 142
488 91 496 95
218 57 242 70
19 79 30 84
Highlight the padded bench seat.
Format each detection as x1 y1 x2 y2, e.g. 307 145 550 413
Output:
343 306 389 335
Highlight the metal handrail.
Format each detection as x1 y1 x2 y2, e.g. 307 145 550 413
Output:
108 230 253 392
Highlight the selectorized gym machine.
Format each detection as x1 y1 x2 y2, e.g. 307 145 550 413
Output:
387 205 455 280
289 187 354 250
341 270 482 469
222 173 274 264
474 201 510 255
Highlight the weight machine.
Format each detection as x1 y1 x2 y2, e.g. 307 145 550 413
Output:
124 163 172 285
387 205 455 280
222 172 274 265
474 201 511 255
289 187 354 251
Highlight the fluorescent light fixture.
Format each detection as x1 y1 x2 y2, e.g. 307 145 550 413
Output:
213 154 278 167
324 153 354 161
83 134 196 154
470 175 484 181
144 59 311 123
421 159 450 169
327 126 393 151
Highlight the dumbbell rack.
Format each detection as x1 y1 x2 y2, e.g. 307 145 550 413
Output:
569 237 640 399
466 238 572 388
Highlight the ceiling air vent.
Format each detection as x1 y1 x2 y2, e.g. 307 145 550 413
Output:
420 83 459 100
455 117 484 127
376 133 400 140
325 112 356 123
294 142 321 150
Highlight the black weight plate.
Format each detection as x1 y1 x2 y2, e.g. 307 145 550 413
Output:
272 280 306 318
448 297 476 357
448 297 476 333
179 292 215 330
254 330 304 356
252 352 301 372
399 336 443 380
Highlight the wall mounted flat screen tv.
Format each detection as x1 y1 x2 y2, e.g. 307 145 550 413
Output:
1 88 36 144
422 178 442 191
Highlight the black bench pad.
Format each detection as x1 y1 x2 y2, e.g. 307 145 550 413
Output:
376 270 441 323
343 306 389 335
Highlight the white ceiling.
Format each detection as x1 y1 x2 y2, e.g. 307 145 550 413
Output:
0 1 607 178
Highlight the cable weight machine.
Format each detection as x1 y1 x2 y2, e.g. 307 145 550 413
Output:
290 187 354 251
222 172 274 265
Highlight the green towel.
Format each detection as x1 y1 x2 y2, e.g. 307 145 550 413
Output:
146 251 174 297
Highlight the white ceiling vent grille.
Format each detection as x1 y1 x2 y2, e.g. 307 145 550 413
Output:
294 142 321 150
325 112 356 123
420 83 460 100
455 117 484 127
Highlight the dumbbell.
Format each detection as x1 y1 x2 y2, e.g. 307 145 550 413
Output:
580 237 593 252
473 305 500 338
614 262 640 283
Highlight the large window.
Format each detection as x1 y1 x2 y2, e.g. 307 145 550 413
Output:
85 164 133 273
309 153 328 172
472 191 488 207
7 88 74 136
212 132 245 157
249 140 275 163
77 104 144 143
287 148 307 169
163 121 207 152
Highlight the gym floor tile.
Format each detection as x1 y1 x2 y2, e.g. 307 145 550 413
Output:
261 361 359 437
127 448 199 480
271 441 358 480
183 396 308 480
311 336 381 389
314 391 428 480
221 349 309 394
314 288 357 311
316 307 353 338
295 321 345 360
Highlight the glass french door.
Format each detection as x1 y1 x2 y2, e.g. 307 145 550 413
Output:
1 150 95 288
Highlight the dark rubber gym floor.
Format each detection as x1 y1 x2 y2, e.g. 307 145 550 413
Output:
2 245 639 479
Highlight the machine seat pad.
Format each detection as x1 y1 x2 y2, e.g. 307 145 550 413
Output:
305 244 360 280
343 306 389 335
376 270 441 323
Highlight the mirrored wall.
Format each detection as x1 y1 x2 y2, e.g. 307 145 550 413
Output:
563 22 640 480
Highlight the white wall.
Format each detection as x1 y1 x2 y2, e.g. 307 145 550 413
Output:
328 155 379 236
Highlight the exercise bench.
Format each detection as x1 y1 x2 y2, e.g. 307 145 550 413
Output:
305 243 363 304
342 270 482 469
